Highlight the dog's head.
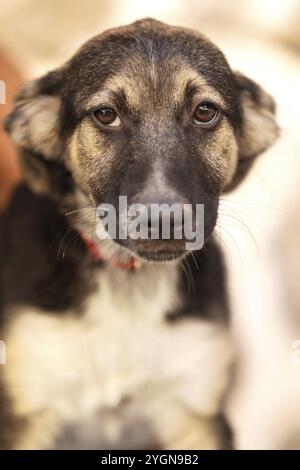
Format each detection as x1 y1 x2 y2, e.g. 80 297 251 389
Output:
5 18 279 262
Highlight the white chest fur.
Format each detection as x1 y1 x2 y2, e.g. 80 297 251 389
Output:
3 263 232 448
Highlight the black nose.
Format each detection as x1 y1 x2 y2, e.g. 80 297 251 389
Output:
143 203 184 238
129 191 190 240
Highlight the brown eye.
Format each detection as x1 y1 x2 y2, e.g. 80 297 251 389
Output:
93 108 120 127
193 102 219 126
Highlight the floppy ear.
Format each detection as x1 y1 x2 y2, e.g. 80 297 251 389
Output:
225 72 279 191
4 69 74 196
4 69 65 158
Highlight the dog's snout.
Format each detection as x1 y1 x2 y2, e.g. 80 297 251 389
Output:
129 193 190 239
144 202 184 236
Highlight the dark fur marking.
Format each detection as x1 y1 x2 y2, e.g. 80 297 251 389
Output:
0 185 99 317
167 239 229 323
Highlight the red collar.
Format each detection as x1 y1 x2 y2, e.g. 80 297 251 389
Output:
79 231 139 272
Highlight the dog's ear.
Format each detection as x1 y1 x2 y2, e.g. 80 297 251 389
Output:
4 68 65 159
4 68 75 197
225 72 279 191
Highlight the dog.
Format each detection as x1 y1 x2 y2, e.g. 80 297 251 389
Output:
0 18 278 449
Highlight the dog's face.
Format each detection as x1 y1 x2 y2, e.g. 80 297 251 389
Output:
5 19 279 262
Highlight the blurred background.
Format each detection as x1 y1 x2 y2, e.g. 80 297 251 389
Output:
1 0 300 449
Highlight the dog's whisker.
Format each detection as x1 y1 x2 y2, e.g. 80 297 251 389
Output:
213 230 236 270
219 197 287 215
189 251 199 271
215 223 245 268
185 257 196 295
57 228 73 260
180 259 192 295
64 207 97 217
218 205 258 252
180 257 196 295
213 230 229 253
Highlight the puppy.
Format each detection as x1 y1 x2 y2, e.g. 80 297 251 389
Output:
0 18 278 449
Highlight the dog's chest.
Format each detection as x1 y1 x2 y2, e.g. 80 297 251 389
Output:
4 265 231 448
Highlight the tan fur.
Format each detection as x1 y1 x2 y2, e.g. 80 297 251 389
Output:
239 95 279 159
74 62 233 194
10 96 61 159
204 121 239 187
87 62 225 112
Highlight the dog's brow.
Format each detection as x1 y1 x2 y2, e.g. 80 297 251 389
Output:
184 80 226 108
86 88 129 111
85 72 226 112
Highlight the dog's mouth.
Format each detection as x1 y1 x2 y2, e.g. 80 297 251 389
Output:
94 197 216 263
138 250 185 262
120 239 187 263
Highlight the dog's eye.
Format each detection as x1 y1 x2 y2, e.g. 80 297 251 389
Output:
193 102 219 127
93 108 120 127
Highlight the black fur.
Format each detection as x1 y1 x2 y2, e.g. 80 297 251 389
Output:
0 185 100 316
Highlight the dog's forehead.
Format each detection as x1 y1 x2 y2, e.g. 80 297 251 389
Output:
85 57 225 112
67 20 234 113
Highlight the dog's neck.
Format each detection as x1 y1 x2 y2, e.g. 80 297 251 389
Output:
79 230 141 272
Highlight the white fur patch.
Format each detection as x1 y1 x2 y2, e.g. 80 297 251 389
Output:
3 264 232 449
